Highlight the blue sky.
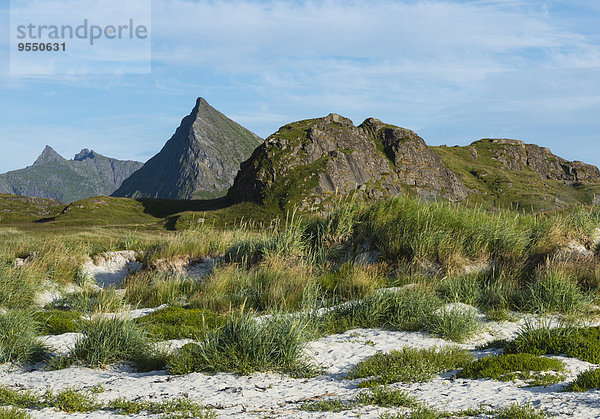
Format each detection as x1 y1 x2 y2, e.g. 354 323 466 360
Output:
1 0 599 172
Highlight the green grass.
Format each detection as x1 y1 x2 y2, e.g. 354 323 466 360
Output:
167 312 316 376
0 194 63 224
347 346 473 387
0 311 47 365
135 306 225 340
69 316 152 368
0 267 40 310
34 310 83 335
564 367 600 392
423 306 482 342
124 272 202 308
107 396 216 417
525 268 590 314
458 353 566 387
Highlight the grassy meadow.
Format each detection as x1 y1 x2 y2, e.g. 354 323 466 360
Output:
2 194 600 417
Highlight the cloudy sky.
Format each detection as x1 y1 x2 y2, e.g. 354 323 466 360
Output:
0 0 599 172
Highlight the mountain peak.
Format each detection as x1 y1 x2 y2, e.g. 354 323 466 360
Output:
74 149 96 161
33 145 65 165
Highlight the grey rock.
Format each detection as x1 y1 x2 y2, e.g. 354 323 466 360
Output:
113 97 263 199
228 113 468 210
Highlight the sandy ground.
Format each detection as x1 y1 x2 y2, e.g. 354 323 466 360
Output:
1 310 600 418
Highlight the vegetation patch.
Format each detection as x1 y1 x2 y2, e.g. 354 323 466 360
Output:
302 387 418 412
347 346 473 387
504 324 600 364
0 385 214 417
564 367 600 392
34 310 83 335
458 353 566 387
423 306 482 343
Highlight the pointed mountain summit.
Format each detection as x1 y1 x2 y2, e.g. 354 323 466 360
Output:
112 97 263 199
34 145 66 165
0 147 143 203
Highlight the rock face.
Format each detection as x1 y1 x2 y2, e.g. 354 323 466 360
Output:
432 139 600 211
112 98 263 200
228 114 467 210
478 139 600 185
0 146 143 203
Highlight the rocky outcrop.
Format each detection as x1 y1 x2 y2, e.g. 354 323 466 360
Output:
477 139 600 185
0 146 143 203
228 113 467 210
112 98 263 200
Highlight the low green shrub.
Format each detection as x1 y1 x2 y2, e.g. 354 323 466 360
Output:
0 407 31 419
347 346 473 387
0 386 97 413
495 402 547 419
70 316 152 367
0 311 47 364
459 353 566 387
108 396 215 417
34 310 83 335
135 306 224 340
302 387 418 412
564 367 600 392
355 386 418 408
168 312 315 376
505 323 600 364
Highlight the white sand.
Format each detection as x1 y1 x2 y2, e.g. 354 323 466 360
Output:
2 311 600 418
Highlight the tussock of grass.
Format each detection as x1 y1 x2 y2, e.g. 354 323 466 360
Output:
347 346 473 387
135 306 224 340
192 256 314 313
318 263 384 300
70 316 152 368
0 311 47 365
424 306 482 342
0 267 40 309
168 312 315 376
564 367 600 392
525 267 591 315
504 322 600 364
320 287 442 335
124 271 201 308
459 353 566 386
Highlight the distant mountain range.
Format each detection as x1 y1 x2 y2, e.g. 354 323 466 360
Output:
2 98 600 212
112 98 263 199
0 147 143 203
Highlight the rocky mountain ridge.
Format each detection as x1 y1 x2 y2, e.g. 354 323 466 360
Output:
0 146 143 203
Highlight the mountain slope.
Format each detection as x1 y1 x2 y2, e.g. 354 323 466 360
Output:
0 146 143 203
112 98 263 200
431 139 600 211
227 113 468 211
